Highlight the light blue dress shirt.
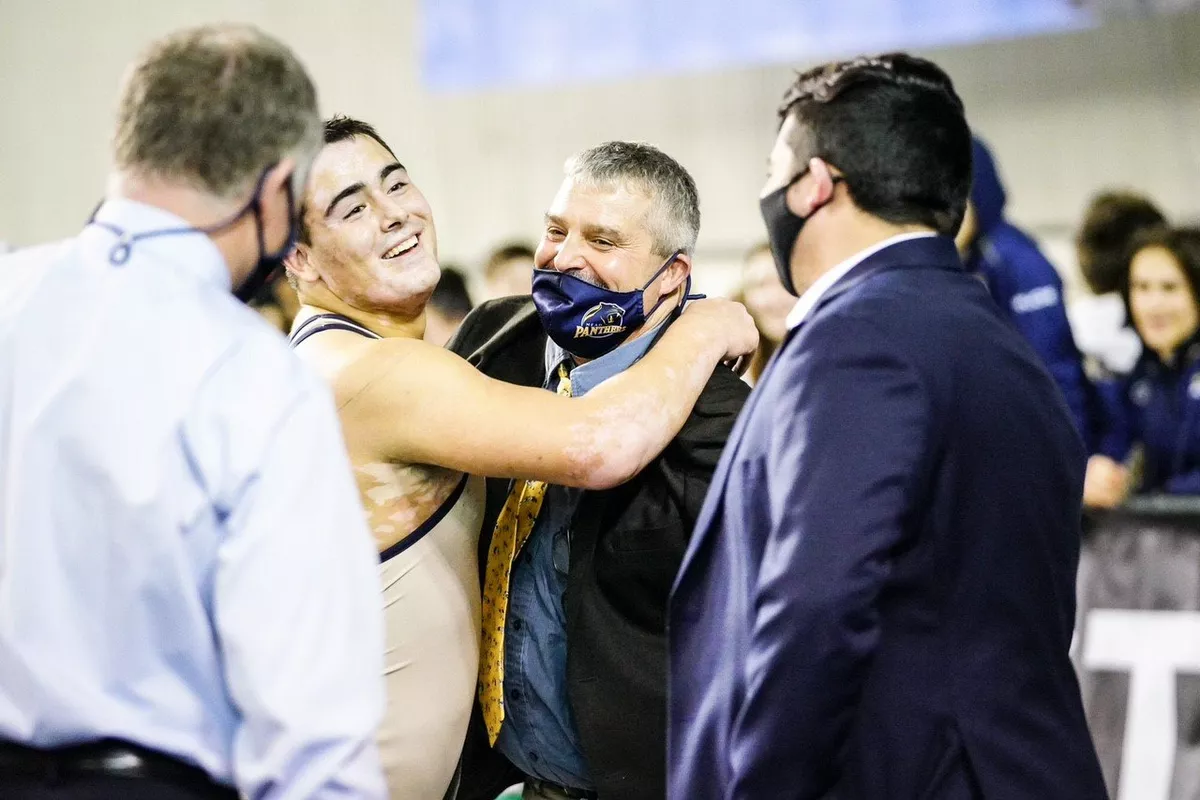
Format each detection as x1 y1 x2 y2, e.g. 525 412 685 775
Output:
496 323 665 790
0 199 387 799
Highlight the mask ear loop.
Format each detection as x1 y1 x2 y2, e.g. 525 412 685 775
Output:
644 250 697 320
85 166 276 267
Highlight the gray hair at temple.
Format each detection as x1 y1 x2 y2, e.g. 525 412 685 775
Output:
112 24 322 200
564 141 701 258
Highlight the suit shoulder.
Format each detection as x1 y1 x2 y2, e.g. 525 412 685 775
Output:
794 301 902 354
448 295 536 356
464 296 534 330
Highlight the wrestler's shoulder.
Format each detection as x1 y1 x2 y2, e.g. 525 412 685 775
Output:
332 335 466 399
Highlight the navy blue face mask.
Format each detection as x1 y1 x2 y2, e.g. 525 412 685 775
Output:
532 251 700 359
87 165 297 303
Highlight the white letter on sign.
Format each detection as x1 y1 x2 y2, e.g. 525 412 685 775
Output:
1083 610 1200 800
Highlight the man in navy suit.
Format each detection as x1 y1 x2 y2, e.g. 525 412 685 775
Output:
667 53 1107 800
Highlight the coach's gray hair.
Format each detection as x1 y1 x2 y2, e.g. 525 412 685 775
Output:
565 141 700 257
113 24 322 200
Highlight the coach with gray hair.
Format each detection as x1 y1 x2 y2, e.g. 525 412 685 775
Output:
0 24 386 799
450 141 749 800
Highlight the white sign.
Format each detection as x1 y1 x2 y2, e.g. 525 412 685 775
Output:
1083 610 1200 799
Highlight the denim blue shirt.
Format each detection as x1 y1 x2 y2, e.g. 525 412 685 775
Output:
495 323 665 789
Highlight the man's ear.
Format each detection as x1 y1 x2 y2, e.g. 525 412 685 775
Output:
786 157 838 218
661 252 691 297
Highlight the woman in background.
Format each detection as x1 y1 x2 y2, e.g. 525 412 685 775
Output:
1072 190 1165 375
1092 227 1200 502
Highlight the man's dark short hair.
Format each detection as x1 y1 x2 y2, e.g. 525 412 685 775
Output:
297 115 400 245
778 52 971 237
1078 191 1166 296
484 242 536 278
429 266 475 320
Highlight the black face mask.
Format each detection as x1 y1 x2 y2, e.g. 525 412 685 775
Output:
236 171 298 302
87 164 297 302
758 167 843 296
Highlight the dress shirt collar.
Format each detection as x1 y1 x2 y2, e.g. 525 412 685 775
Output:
83 198 233 292
543 319 668 397
785 231 938 331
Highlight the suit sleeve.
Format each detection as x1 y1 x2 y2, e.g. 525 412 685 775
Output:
728 315 931 800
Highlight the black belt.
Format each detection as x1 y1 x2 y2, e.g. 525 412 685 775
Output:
0 739 236 797
525 777 599 799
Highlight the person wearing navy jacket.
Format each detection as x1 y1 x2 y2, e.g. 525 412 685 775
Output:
667 53 1107 800
958 136 1096 446
1096 227 1200 496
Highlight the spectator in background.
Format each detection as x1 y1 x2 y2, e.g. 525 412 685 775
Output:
1072 190 1166 375
957 136 1096 449
739 241 793 384
482 241 536 299
424 265 474 346
1093 227 1200 500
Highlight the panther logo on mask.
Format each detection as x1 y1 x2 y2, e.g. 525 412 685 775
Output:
575 302 627 339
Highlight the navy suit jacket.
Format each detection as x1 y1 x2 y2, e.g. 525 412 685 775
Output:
667 236 1107 800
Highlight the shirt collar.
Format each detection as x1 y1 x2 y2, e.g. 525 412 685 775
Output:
544 319 668 397
82 198 233 291
785 231 938 331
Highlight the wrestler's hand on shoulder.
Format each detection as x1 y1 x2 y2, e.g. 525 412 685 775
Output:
675 297 759 364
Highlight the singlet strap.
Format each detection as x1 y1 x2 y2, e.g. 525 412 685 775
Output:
289 313 382 348
379 474 471 563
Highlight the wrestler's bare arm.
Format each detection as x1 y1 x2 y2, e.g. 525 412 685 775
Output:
335 299 756 490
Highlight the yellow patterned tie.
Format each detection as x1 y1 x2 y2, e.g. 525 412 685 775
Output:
479 363 572 745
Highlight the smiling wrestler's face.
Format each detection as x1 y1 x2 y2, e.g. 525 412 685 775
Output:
289 134 440 315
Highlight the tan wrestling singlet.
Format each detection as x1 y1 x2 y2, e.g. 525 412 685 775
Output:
291 315 483 799
376 473 482 799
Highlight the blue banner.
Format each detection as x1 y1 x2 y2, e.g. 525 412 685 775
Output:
421 0 1098 91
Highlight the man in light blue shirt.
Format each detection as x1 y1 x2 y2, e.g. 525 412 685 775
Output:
0 24 386 800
